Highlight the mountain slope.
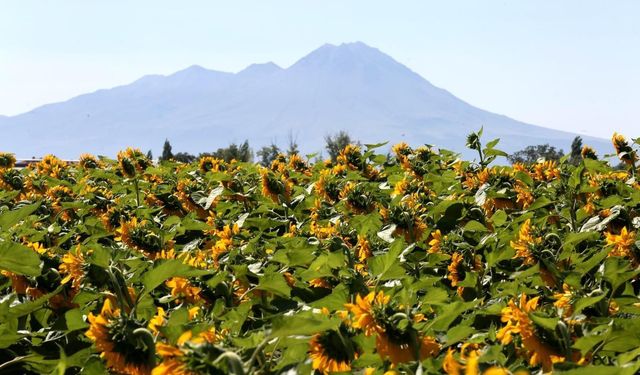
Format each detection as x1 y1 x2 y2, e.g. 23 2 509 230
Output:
0 42 610 159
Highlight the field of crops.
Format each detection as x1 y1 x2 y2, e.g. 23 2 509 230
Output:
1 133 640 375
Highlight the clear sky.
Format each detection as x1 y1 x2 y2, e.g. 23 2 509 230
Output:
1 1 639 138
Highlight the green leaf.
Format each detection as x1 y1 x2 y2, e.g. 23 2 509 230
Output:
0 241 41 276
310 284 349 311
270 313 341 338
65 308 89 331
526 197 554 211
350 213 382 235
256 271 291 297
142 259 211 295
572 294 605 316
0 201 40 230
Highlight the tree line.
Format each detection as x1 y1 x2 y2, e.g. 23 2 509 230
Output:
153 130 356 165
153 133 593 167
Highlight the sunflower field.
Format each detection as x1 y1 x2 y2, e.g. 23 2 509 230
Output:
1 132 640 375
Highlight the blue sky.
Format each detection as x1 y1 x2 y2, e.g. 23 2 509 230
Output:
1 0 638 138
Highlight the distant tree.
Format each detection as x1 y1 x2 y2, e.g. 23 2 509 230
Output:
173 152 196 163
146 150 153 160
287 131 300 155
257 143 281 166
508 144 564 164
203 140 253 163
325 131 356 161
161 139 173 161
569 136 583 165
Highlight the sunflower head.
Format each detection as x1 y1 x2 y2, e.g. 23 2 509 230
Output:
79 153 101 169
86 299 155 375
0 152 16 169
580 146 597 160
198 156 225 173
117 148 150 178
337 144 363 169
260 168 291 203
310 327 360 374
612 133 637 165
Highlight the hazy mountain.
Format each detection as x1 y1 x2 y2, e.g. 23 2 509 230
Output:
0 42 610 159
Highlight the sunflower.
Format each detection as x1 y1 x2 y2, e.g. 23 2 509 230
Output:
36 154 67 178
612 132 637 165
533 160 560 182
580 146 597 160
165 277 202 304
428 230 444 253
355 235 372 262
198 156 225 173
148 307 166 334
116 217 166 257
79 153 101 169
447 252 464 288
553 283 574 317
510 219 541 265
153 327 226 375
497 294 564 371
86 299 153 375
117 148 149 178
337 144 363 169
605 227 636 260
260 168 292 204
0 152 16 169
59 245 86 290
375 327 440 365
344 291 389 336
309 329 359 374
514 181 534 209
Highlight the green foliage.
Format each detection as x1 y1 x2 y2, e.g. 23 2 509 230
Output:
0 131 639 374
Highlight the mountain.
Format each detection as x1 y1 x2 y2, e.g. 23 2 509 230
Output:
0 42 610 159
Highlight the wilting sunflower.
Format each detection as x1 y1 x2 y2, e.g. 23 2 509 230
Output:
86 299 154 375
309 327 360 374
510 219 541 265
337 144 363 170
497 294 564 371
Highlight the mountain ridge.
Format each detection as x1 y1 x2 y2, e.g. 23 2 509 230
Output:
0 42 611 159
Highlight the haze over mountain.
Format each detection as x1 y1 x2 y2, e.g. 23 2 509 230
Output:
0 42 610 159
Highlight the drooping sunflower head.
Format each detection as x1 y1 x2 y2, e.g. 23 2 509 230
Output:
287 153 308 172
0 168 24 190
309 327 360 375
86 299 155 375
117 148 150 178
337 144 363 169
79 153 101 169
339 182 375 213
260 168 291 203
59 245 86 290
0 152 16 169
611 133 637 165
36 154 67 178
580 146 597 160
198 156 225 173
116 217 166 257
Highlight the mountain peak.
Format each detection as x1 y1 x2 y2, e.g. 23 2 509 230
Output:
238 62 282 76
290 41 398 71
